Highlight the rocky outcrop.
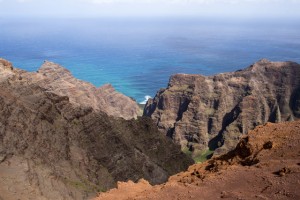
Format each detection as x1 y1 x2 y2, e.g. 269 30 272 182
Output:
1 59 140 120
96 120 300 200
0 58 193 200
144 59 300 156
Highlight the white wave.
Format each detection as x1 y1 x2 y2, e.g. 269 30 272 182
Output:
139 95 152 104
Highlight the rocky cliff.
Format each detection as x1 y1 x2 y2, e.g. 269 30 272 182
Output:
19 60 139 120
144 59 300 157
96 120 300 200
0 58 193 200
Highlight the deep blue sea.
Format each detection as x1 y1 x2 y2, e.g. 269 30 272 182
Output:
0 17 300 103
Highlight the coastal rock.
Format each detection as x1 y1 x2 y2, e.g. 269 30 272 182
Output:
32 61 139 120
0 58 193 200
0 60 139 120
144 59 300 156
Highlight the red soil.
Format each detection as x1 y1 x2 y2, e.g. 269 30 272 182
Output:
96 120 300 200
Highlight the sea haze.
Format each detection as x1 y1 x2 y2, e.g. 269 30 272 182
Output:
0 17 300 103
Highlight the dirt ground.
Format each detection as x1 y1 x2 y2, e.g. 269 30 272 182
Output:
96 120 300 200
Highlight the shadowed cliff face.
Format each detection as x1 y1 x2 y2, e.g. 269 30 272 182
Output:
144 59 300 156
0 58 193 200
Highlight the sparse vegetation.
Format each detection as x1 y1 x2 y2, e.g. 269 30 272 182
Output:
193 149 214 163
182 147 214 163
63 177 106 193
182 146 193 157
63 178 93 192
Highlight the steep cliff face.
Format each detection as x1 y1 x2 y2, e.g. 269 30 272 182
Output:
1 59 140 120
0 59 193 200
144 59 300 157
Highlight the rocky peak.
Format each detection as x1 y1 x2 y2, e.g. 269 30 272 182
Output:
38 60 72 78
257 58 271 64
247 59 297 73
168 74 201 87
99 83 114 91
0 58 15 81
12 60 140 120
0 58 13 71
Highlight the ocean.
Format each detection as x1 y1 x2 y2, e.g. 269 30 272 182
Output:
0 17 300 103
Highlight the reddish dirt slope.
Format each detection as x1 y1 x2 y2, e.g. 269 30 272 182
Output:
96 120 300 200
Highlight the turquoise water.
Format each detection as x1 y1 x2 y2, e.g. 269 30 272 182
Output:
0 17 300 103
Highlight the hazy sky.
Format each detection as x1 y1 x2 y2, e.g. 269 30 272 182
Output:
0 0 300 19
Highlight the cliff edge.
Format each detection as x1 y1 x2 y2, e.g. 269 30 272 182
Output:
144 59 300 157
96 120 300 200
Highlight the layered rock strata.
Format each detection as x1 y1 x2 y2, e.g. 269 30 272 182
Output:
144 59 300 156
23 60 139 120
0 58 193 200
